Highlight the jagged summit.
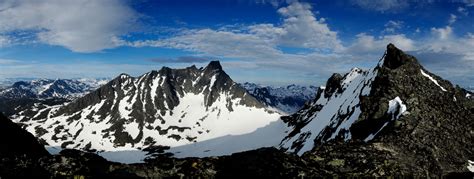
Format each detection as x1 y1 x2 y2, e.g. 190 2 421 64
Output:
383 43 418 69
205 61 223 71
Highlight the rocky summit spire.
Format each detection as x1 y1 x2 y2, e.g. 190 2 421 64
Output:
383 43 418 69
205 61 223 71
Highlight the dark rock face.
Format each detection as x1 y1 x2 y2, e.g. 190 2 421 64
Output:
324 73 343 98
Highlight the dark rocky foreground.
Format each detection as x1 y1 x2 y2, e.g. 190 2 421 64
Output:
1 146 472 178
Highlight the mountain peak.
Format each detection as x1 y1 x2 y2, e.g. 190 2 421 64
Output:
119 73 131 78
383 43 417 69
188 65 198 70
324 73 343 98
206 61 222 71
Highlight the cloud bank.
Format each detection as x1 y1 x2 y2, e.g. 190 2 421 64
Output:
0 0 138 52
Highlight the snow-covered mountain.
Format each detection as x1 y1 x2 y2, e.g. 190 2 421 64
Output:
14 61 281 153
0 78 107 99
240 83 318 114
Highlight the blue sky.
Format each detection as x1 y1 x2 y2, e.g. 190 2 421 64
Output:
0 0 473 87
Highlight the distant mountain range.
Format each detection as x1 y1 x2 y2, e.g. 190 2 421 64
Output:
0 78 108 99
240 82 318 114
0 78 108 117
0 78 37 88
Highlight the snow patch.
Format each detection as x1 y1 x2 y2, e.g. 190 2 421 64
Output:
209 75 217 91
468 160 474 172
364 96 407 142
387 97 407 119
420 69 447 92
124 122 140 139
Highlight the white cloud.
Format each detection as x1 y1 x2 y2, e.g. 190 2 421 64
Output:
448 14 457 24
463 0 474 6
129 28 282 59
0 35 10 47
273 2 343 50
0 58 20 65
0 61 157 80
1 1 471 87
383 20 403 33
122 2 351 85
431 26 453 40
457 7 468 15
346 33 415 54
254 0 299 7
351 0 409 12
130 2 342 54
0 0 138 52
423 29 474 59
